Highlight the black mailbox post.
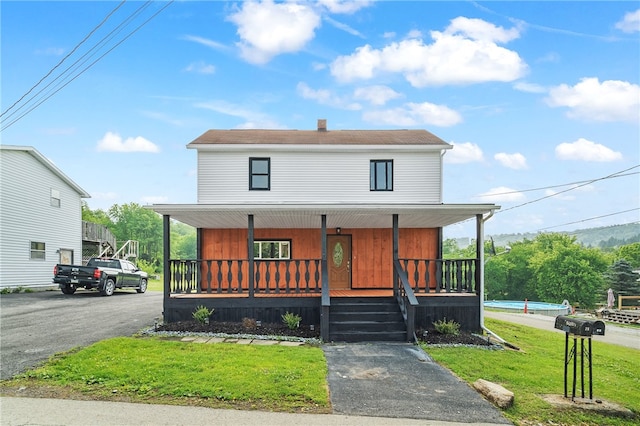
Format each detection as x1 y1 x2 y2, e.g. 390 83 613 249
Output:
554 315 605 400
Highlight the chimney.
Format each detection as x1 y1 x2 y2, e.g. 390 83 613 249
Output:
317 119 327 132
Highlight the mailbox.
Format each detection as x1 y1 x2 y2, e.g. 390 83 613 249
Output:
554 316 605 336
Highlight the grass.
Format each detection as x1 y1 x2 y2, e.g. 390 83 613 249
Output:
421 318 640 425
1 317 637 424
5 337 329 413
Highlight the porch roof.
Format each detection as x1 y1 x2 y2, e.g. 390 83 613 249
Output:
149 203 499 229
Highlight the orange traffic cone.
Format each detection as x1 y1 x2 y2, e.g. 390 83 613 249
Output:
524 298 528 314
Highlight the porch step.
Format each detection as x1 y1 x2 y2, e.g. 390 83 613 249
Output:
328 297 408 342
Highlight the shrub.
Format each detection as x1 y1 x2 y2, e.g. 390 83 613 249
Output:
433 318 460 336
192 305 213 324
242 317 257 330
281 312 301 330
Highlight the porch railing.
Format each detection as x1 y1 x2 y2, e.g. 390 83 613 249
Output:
393 259 418 342
398 258 479 295
168 259 322 295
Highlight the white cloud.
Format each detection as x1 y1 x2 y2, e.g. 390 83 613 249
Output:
296 82 361 110
353 85 402 106
181 35 227 50
546 77 640 122
476 186 525 203
227 0 321 65
91 191 118 201
184 61 216 74
317 0 372 14
494 152 528 170
140 196 168 204
555 138 623 162
96 132 160 153
363 102 462 127
443 142 484 163
544 189 575 201
330 17 527 87
195 100 286 129
323 16 364 38
615 9 640 33
513 81 546 93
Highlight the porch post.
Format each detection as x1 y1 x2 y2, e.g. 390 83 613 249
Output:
320 214 330 342
196 228 202 292
248 214 254 298
163 214 170 322
477 214 485 332
393 214 399 294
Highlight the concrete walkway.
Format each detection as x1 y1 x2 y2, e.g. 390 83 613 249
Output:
484 311 640 350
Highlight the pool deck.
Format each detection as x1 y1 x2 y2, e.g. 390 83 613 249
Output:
484 311 640 350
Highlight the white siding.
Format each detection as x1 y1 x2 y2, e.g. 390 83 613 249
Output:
0 150 84 288
197 148 443 204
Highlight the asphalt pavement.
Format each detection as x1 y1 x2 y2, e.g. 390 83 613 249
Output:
484 310 640 350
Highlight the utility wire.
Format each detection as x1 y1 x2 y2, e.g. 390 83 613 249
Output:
1 0 174 132
495 165 640 214
0 1 126 119
536 209 640 231
1 1 154 128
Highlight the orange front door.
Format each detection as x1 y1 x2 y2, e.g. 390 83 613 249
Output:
328 235 351 289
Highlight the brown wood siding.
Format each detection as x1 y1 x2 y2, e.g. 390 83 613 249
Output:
199 227 439 290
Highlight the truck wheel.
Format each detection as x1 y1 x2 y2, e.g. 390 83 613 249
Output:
136 279 147 294
101 278 116 296
61 285 76 295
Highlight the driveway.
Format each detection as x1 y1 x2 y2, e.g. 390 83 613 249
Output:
484 311 640 350
0 289 163 380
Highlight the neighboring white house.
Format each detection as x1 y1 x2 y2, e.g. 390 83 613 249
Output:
0 145 90 289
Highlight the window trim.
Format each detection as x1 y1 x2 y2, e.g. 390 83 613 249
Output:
253 240 291 260
249 157 271 191
370 159 393 191
30 241 46 260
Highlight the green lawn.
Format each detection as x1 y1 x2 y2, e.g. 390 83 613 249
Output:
1 317 637 424
422 318 639 425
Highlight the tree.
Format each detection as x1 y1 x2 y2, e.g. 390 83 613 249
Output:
81 201 112 227
603 259 640 297
529 233 608 309
485 239 537 301
616 242 640 269
108 203 163 263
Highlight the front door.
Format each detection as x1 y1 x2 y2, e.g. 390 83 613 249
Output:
327 235 351 289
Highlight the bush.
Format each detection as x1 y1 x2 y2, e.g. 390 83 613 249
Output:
242 317 257 330
192 305 213 324
433 318 460 336
281 312 301 330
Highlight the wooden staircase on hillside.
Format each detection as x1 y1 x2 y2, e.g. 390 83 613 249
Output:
328 297 408 342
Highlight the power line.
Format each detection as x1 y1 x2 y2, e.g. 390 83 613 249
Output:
0 1 127 119
473 171 639 198
0 0 174 132
536 209 640 231
495 165 640 214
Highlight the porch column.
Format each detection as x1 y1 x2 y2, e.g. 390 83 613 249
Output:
163 214 170 322
392 214 399 261
248 214 254 297
476 214 483 296
197 228 202 291
320 214 330 342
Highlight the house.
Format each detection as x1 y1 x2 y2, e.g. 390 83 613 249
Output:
0 145 90 290
151 120 499 342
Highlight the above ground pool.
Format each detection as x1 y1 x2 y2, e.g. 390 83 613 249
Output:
484 300 571 316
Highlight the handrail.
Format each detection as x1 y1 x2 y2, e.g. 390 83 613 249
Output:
394 259 418 342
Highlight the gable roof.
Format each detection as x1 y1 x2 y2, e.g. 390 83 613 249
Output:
0 145 91 198
187 129 451 148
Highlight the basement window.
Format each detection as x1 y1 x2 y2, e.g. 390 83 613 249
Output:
253 240 290 260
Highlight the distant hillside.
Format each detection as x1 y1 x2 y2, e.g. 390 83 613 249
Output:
489 223 640 249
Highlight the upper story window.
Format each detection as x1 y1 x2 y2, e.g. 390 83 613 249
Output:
254 240 290 260
30 241 46 260
51 189 61 207
370 160 393 191
249 157 270 190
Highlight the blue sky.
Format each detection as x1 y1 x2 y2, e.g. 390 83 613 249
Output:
2 1 639 239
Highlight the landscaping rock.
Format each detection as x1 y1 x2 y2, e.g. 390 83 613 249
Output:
473 379 514 409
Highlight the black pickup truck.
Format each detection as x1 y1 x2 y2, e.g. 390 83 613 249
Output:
53 257 148 296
